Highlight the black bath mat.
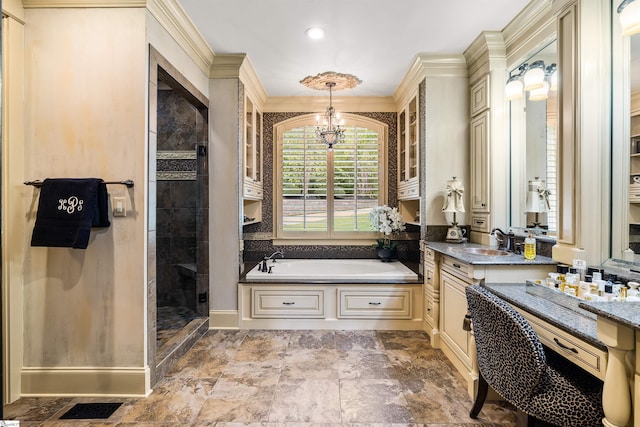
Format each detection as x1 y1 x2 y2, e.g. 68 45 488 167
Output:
59 402 122 419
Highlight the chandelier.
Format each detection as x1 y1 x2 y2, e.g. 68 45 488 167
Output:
300 71 362 150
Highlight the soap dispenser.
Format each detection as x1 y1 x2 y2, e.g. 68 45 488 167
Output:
524 230 536 260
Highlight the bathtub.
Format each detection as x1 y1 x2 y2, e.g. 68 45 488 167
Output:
244 258 419 283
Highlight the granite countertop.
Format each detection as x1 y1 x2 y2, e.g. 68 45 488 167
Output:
484 283 606 351
425 241 557 266
578 300 640 331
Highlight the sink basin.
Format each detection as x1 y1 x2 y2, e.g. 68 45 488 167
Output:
461 248 510 256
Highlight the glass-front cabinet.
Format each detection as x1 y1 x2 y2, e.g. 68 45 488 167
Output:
243 94 263 224
630 100 640 249
398 92 419 201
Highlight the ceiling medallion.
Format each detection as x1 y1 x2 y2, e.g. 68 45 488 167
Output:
299 71 362 91
300 71 361 150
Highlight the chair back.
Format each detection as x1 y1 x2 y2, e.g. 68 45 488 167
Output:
466 285 547 404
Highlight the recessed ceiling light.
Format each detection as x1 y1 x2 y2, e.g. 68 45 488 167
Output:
305 27 325 40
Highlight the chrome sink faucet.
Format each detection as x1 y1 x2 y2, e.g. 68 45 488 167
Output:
490 228 516 252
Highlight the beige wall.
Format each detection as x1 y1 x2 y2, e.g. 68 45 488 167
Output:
14 3 213 397
23 8 148 369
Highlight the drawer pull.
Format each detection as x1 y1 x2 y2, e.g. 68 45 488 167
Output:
453 263 462 269
553 337 578 354
369 302 381 305
282 302 295 305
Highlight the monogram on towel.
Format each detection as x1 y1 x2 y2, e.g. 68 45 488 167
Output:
31 178 110 249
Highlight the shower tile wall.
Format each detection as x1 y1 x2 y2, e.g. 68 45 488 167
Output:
157 89 209 316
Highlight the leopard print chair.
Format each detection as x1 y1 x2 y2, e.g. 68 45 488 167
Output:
465 285 604 427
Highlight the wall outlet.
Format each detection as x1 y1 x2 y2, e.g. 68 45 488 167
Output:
113 196 126 217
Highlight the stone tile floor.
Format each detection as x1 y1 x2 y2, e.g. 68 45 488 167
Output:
4 330 518 426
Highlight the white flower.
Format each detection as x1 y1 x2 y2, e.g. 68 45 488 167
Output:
369 205 406 236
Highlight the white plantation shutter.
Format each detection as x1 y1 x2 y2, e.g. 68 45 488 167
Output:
277 116 386 239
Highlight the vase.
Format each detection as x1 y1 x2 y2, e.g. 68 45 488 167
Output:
376 247 396 262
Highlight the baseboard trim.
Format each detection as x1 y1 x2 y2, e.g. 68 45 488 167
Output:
209 310 239 329
21 366 150 397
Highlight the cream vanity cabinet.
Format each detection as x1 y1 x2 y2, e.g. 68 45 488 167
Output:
423 246 440 347
239 283 423 329
430 250 555 397
242 94 263 224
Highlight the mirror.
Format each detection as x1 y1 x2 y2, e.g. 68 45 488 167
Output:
509 40 558 237
627 35 640 260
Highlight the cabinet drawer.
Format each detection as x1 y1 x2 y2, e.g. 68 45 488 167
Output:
425 266 435 288
471 214 490 233
424 247 435 262
243 178 263 200
441 256 473 280
252 289 324 318
338 289 412 319
516 308 607 380
398 178 419 200
424 290 434 327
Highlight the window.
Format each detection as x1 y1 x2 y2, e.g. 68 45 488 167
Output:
275 114 388 241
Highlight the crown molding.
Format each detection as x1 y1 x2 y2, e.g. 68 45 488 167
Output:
502 0 555 67
146 0 214 75
211 54 267 107
22 0 145 7
393 54 467 107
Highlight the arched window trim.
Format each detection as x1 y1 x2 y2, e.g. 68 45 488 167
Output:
273 113 389 243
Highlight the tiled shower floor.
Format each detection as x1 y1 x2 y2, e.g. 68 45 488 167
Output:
4 330 518 426
156 305 200 349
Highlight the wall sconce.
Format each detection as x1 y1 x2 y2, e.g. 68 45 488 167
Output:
524 177 550 228
442 177 466 243
618 0 640 36
505 61 557 101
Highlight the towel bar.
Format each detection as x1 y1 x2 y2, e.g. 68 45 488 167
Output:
25 179 134 188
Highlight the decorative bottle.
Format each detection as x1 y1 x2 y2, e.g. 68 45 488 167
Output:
524 230 536 261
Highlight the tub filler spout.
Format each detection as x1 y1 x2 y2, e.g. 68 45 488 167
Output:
260 251 285 272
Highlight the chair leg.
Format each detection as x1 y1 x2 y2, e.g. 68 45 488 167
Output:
469 372 489 418
516 409 536 427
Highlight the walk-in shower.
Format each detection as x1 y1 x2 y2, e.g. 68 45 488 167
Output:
148 48 209 383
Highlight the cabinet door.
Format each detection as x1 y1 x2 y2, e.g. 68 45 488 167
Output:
397 93 419 188
470 76 489 117
243 96 263 200
244 96 255 182
440 269 472 368
470 111 490 212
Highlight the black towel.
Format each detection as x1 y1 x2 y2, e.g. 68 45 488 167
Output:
31 178 111 249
